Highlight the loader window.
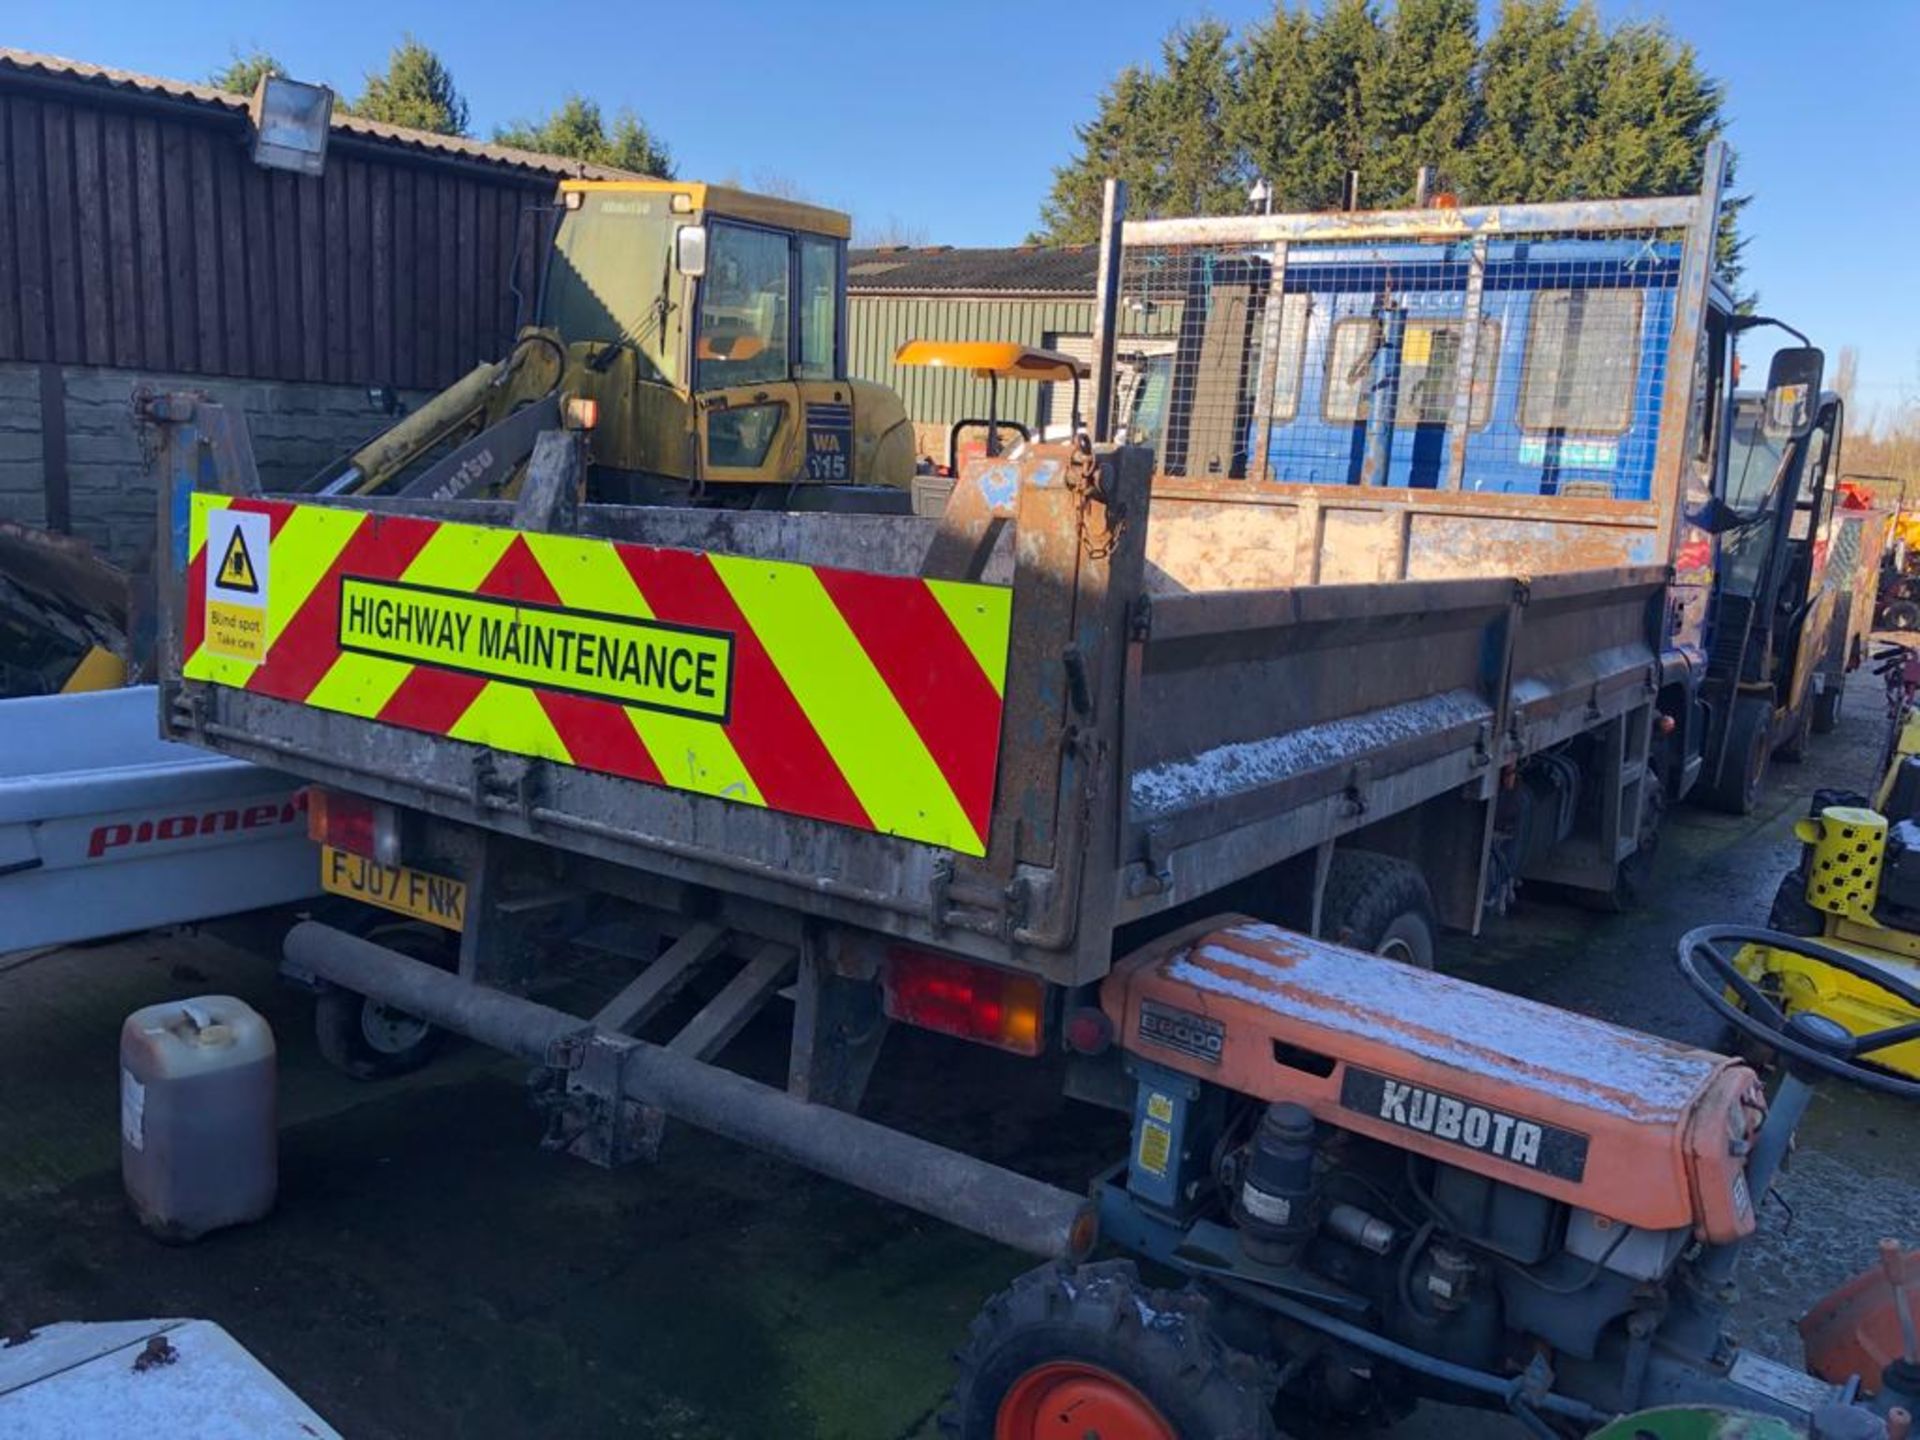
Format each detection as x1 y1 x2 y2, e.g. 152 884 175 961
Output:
540 191 681 384
1321 316 1495 428
797 237 840 380
1719 394 1788 598
696 223 790 391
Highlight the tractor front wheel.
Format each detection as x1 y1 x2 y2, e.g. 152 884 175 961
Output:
944 1262 1277 1440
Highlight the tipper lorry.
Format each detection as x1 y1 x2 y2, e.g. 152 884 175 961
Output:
145 147 1920 1436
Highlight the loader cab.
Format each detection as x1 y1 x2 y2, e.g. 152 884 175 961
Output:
538 180 913 499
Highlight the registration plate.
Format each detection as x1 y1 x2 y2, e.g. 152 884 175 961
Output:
320 846 466 931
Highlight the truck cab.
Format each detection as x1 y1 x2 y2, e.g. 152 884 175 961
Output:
1696 359 1845 808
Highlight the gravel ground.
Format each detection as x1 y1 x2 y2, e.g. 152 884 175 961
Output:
1 670 1915 1439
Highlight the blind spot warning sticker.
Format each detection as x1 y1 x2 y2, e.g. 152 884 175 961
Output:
205 508 271 663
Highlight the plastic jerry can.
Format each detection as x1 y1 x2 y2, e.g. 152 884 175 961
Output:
120 995 276 1241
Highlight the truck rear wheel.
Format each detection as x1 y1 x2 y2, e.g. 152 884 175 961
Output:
943 1261 1277 1440
1320 851 1437 969
313 920 456 1080
1886 600 1920 632
1703 697 1772 815
1591 764 1666 913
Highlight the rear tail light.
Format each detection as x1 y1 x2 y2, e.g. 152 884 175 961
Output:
883 948 1047 1057
306 787 401 866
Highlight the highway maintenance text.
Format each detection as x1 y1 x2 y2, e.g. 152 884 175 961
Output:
338 576 734 721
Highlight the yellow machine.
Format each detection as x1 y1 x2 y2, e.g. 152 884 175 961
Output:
1741 709 1920 1077
310 179 914 506
894 340 1088 470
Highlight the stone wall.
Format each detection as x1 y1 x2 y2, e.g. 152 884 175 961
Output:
0 362 425 565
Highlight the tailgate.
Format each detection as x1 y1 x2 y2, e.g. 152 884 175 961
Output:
180 492 1009 855
155 409 1152 985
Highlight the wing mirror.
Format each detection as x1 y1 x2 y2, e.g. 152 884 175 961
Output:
675 224 708 279
1763 346 1823 439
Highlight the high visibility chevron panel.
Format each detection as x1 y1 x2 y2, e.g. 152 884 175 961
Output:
181 494 1012 855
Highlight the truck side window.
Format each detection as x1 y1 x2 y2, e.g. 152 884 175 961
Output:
696 223 790 392
1692 309 1728 466
1519 289 1642 434
1323 318 1379 423
1396 318 1500 428
1265 292 1310 424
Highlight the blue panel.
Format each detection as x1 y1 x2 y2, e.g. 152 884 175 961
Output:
1125 1061 1200 1212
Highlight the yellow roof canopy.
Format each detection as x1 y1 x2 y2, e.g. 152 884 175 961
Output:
556 178 852 240
893 340 1088 383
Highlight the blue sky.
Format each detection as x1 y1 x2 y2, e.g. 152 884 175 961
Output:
12 0 1918 422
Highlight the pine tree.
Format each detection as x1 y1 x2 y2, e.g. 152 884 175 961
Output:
1033 24 1241 243
1152 22 1247 218
493 97 673 177
1034 0 1737 281
1363 0 1478 205
1284 0 1386 208
209 50 285 97
1467 0 1608 202
1033 67 1162 243
1229 6 1317 209
349 36 469 136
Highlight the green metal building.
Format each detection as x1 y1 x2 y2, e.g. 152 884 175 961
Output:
847 246 1100 458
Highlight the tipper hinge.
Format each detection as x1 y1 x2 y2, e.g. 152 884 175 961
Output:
927 856 955 934
472 751 545 819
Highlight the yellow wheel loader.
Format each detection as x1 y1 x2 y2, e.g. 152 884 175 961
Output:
305 180 915 509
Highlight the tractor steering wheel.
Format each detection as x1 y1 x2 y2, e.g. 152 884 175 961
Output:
1676 924 1920 1099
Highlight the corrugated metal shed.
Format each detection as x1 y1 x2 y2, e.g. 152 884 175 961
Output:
848 245 1176 435
849 294 1098 435
849 245 1098 296
0 49 635 391
849 246 1096 433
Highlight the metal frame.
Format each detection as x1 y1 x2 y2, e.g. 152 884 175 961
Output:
1091 143 1730 581
283 919 1095 1259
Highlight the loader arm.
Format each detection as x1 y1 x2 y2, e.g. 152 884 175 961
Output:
301 331 568 498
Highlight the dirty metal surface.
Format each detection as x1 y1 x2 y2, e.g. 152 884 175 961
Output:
1144 487 1666 593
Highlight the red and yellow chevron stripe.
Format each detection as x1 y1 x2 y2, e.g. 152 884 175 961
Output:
181 494 1012 855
